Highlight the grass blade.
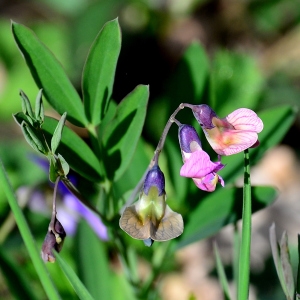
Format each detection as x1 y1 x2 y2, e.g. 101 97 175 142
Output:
0 158 60 300
269 223 288 296
54 252 94 300
296 234 300 299
214 241 232 300
280 231 294 300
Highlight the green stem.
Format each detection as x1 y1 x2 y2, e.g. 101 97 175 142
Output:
296 234 300 299
0 159 60 300
238 149 252 300
123 103 186 210
233 223 240 299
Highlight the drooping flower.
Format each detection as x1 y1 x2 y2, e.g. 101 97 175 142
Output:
189 104 263 156
178 124 225 192
119 165 183 243
41 216 66 263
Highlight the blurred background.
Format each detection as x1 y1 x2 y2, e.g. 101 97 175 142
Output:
1 0 300 299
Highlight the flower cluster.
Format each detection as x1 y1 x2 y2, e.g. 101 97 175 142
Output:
120 104 263 245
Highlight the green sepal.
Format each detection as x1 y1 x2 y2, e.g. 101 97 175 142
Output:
51 112 67 154
20 90 34 119
35 89 44 124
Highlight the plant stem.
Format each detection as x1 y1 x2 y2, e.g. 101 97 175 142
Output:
123 103 186 210
152 103 185 165
238 149 252 300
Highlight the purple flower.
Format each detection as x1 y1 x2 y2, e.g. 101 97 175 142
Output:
29 156 108 240
119 165 183 242
178 124 225 192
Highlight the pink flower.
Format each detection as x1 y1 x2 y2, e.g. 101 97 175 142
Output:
178 124 225 192
190 105 263 156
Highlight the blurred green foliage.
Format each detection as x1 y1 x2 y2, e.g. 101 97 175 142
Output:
0 0 300 299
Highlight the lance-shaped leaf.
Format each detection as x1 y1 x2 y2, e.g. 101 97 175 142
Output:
270 223 295 300
175 186 277 250
12 21 88 127
82 18 121 125
43 116 102 182
13 112 34 127
102 85 149 180
280 231 295 300
20 90 34 118
49 157 57 183
35 89 44 123
58 154 70 176
51 112 67 154
269 223 287 296
21 122 47 154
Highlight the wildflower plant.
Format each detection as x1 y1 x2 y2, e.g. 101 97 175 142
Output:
0 17 297 300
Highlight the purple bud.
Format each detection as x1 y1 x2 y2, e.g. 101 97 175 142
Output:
178 125 202 153
191 104 217 129
143 165 165 196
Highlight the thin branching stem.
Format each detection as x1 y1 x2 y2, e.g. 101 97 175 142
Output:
49 176 60 235
122 103 186 210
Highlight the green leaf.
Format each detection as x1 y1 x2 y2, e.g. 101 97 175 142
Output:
210 50 263 117
13 111 33 127
164 41 209 126
20 90 34 118
57 154 70 176
54 252 94 300
102 85 149 180
175 186 277 250
83 18 121 125
51 112 67 154
43 116 102 182
0 246 39 300
12 21 88 127
35 89 44 123
280 231 295 300
214 242 232 300
49 156 58 183
75 220 112 300
269 223 289 297
0 159 60 300
21 122 46 154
